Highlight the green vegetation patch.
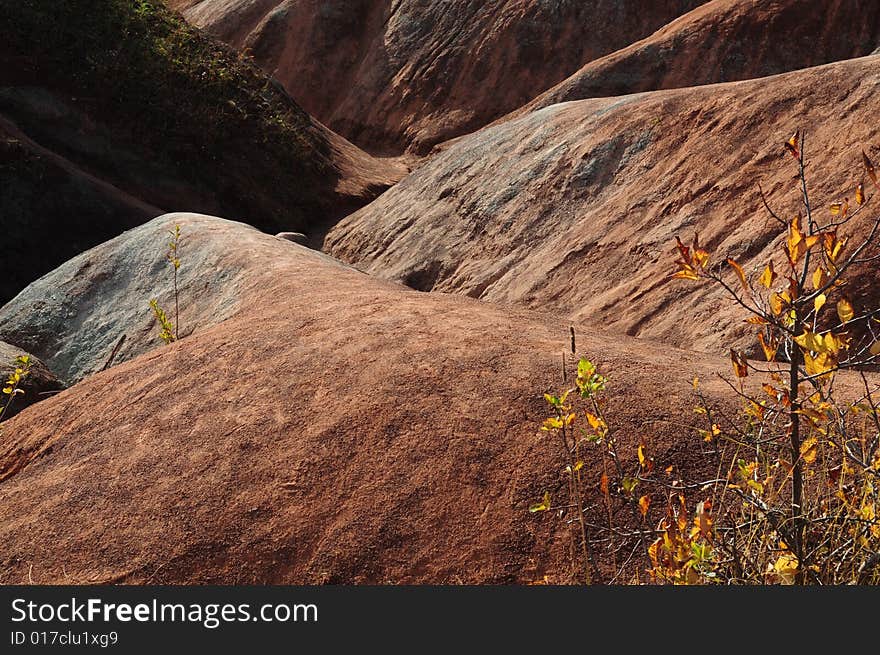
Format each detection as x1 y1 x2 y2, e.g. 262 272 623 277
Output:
1 0 334 231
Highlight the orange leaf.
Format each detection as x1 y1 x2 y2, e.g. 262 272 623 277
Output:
586 412 607 437
677 494 688 532
758 332 778 362
639 495 651 518
637 442 653 472
672 235 709 281
855 183 865 206
763 383 782 401
726 258 748 292
695 500 712 539
600 472 609 496
785 131 800 159
730 349 748 378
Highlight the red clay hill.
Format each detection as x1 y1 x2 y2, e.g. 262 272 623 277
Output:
1 1 879 585
0 214 772 584
325 54 880 356
168 0 708 154
515 0 880 116
2 214 876 583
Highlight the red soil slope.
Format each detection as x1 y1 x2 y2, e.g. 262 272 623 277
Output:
325 55 880 355
515 0 880 116
170 0 707 154
1 214 752 585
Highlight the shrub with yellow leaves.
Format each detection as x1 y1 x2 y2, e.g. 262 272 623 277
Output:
531 132 880 585
665 131 880 584
148 224 183 345
0 354 32 422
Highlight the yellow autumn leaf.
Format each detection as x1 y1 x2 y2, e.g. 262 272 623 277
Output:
855 183 865 206
800 437 819 465
794 330 825 354
822 331 848 355
797 408 827 429
837 298 854 324
814 293 827 314
648 539 661 568
638 495 651 518
541 417 563 431
811 266 824 290
824 233 847 263
804 351 835 379
529 491 551 513
693 248 710 269
672 267 700 281
787 215 804 264
771 553 799 585
870 340 880 357
829 202 848 217
770 292 786 316
759 262 777 289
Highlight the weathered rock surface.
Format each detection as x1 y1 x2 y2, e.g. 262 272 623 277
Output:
325 55 880 354
0 213 754 584
0 342 64 421
515 0 880 116
275 231 310 246
170 0 707 154
0 214 268 385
